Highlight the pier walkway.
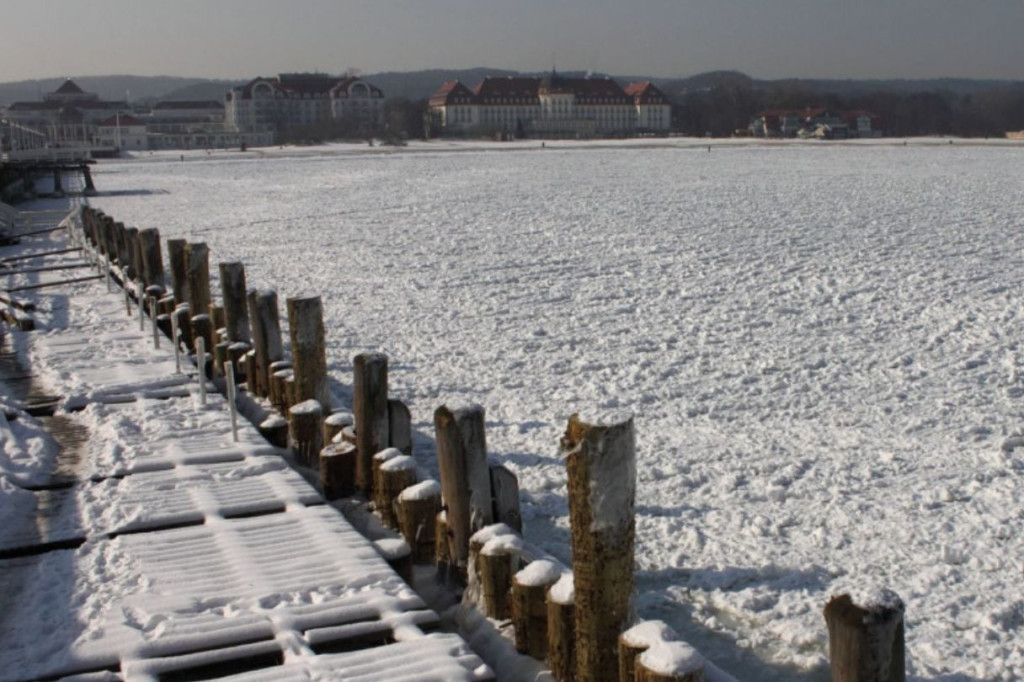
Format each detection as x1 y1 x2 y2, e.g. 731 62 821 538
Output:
0 202 493 681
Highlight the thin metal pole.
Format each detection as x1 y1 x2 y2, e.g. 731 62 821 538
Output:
197 336 207 405
226 359 239 442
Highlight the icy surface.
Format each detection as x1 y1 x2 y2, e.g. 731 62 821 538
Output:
90 141 1024 680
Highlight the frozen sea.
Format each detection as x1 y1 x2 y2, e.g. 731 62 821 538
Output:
91 140 1024 681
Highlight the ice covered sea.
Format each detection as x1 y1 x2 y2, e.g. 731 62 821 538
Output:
93 140 1024 680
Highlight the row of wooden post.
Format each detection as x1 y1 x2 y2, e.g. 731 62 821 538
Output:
76 206 906 682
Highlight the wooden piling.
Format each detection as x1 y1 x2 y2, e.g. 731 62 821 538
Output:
319 442 357 500
396 480 442 562
259 414 288 448
185 243 213 350
824 592 905 682
191 314 213 359
490 463 523 534
172 304 193 351
167 238 188 304
139 228 163 288
288 399 324 468
124 227 140 281
562 412 637 682
353 352 389 493
479 535 523 620
249 290 284 397
434 404 493 575
619 621 678 682
270 365 293 414
635 643 705 682
324 410 354 445
388 398 413 454
378 454 418 529
547 573 576 682
512 560 563 659
286 295 330 410
372 448 401 515
218 262 250 344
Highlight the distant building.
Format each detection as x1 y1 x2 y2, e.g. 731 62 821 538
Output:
3 79 130 127
224 73 385 140
428 73 672 138
95 115 148 151
749 108 883 139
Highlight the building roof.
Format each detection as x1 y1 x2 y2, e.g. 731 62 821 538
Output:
234 74 384 100
7 100 125 111
474 77 541 104
97 115 145 127
53 79 86 95
624 82 669 105
153 101 224 110
428 81 477 107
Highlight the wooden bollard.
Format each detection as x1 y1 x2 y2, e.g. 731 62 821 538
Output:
288 399 323 467
434 404 493 576
378 454 417 529
512 560 563 659
320 442 357 500
620 621 678 682
479 534 523 620
270 366 293 414
245 350 258 394
396 480 441 562
172 304 193 350
211 307 227 339
388 398 412 454
374 538 414 585
824 592 905 682
215 340 231 376
353 352 389 493
139 228 164 288
185 242 211 334
259 414 288 448
324 411 354 445
467 524 517 612
286 295 330 409
284 374 297 411
228 342 250 383
635 642 705 682
435 511 454 586
372 448 401 514
167 238 188 303
249 290 284 398
191 314 213 361
218 262 250 344
124 226 140 281
562 412 637 682
547 573 576 682
490 463 523 533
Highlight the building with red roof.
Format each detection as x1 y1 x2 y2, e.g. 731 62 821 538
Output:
428 73 672 138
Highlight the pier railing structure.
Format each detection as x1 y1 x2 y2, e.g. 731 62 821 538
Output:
65 204 907 682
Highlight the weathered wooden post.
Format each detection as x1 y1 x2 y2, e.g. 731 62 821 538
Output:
824 592 905 682
353 352 389 493
490 463 523 533
396 480 441 562
511 560 562 659
372 448 401 515
270 365 293 414
320 442 357 499
434 404 494 575
479 534 523 620
167 238 188 304
286 295 330 409
185 243 213 352
124 226 140 281
219 262 250 344
562 412 637 682
288 399 324 468
324 411 354 445
388 398 413 454
259 414 288 448
635 642 705 682
619 621 678 682
139 228 164 288
547 573 576 682
378 454 418 528
172 304 193 352
249 290 285 397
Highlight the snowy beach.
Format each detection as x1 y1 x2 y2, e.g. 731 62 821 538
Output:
89 139 1024 680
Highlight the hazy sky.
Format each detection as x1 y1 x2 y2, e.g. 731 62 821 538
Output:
1 0 1022 82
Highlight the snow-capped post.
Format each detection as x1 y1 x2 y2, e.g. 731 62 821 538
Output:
354 352 389 493
185 242 212 337
511 560 562 659
388 398 413 455
372 448 401 517
219 262 250 344
490 463 523 533
323 411 353 446
228 342 250 383
397 480 442 562
319 441 357 499
250 290 285 398
480 534 523 620
547 573 576 682
562 411 637 682
635 641 706 682
191 315 213 366
288 399 323 468
824 591 905 682
259 414 288 448
270 366 293 414
139 228 163 288
379 454 418 529
434 404 493 576
172 304 193 352
286 295 330 410
618 621 698 682
214 340 230 376
167 238 188 304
